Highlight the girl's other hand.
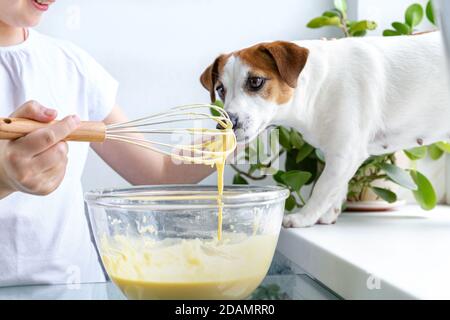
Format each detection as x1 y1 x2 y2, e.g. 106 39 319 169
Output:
0 100 80 199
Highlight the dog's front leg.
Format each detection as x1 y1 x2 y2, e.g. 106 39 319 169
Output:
283 152 365 228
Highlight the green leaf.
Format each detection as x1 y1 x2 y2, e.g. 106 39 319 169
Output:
290 130 304 149
281 170 312 192
371 187 397 203
380 163 418 190
349 20 378 35
278 126 291 150
210 100 223 117
405 3 424 27
323 10 340 18
428 144 444 160
273 170 286 185
213 100 224 108
232 174 248 185
307 17 326 29
334 0 347 15
392 21 411 35
295 143 314 163
436 141 450 153
404 146 427 160
352 30 367 37
426 0 435 25
284 150 298 172
383 29 402 37
295 156 318 185
411 170 437 210
307 16 341 29
285 194 297 211
347 20 357 28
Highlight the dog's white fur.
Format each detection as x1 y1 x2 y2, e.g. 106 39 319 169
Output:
219 32 450 227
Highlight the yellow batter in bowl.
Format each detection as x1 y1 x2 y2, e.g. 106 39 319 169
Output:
85 185 289 300
101 233 278 300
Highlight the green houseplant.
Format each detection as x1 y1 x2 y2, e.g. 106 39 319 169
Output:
226 0 447 212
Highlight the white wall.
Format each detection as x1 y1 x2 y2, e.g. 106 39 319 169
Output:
36 0 338 191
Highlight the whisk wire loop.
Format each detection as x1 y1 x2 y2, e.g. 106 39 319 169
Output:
105 104 236 164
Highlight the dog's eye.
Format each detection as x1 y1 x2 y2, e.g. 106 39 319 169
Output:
247 77 266 92
216 84 226 101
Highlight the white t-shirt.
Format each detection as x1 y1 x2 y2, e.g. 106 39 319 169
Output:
0 29 118 286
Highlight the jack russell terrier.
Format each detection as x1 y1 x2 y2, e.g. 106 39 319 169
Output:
200 32 450 227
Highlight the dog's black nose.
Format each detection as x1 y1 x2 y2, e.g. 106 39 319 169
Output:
217 113 239 130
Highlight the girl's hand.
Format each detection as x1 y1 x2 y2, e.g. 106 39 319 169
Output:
0 101 80 199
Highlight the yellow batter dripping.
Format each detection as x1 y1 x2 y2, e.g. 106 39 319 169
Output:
170 117 236 240
202 129 235 241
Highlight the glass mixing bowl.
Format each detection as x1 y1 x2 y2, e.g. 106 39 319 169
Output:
85 185 289 300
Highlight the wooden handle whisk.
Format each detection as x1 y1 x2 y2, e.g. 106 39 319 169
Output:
0 104 236 163
0 117 106 142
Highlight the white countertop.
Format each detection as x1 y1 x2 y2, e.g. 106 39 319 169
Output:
276 205 450 300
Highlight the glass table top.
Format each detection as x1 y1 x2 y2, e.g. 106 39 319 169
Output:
0 251 340 300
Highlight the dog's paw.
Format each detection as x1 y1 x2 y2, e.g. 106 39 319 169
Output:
318 216 337 225
317 206 341 225
282 214 316 228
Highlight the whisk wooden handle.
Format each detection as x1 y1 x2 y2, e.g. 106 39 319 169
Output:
0 118 106 142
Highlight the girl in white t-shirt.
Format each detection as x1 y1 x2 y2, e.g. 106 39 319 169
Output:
0 0 215 286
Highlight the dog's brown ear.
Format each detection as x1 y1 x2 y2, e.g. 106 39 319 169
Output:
200 54 228 102
261 41 309 88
